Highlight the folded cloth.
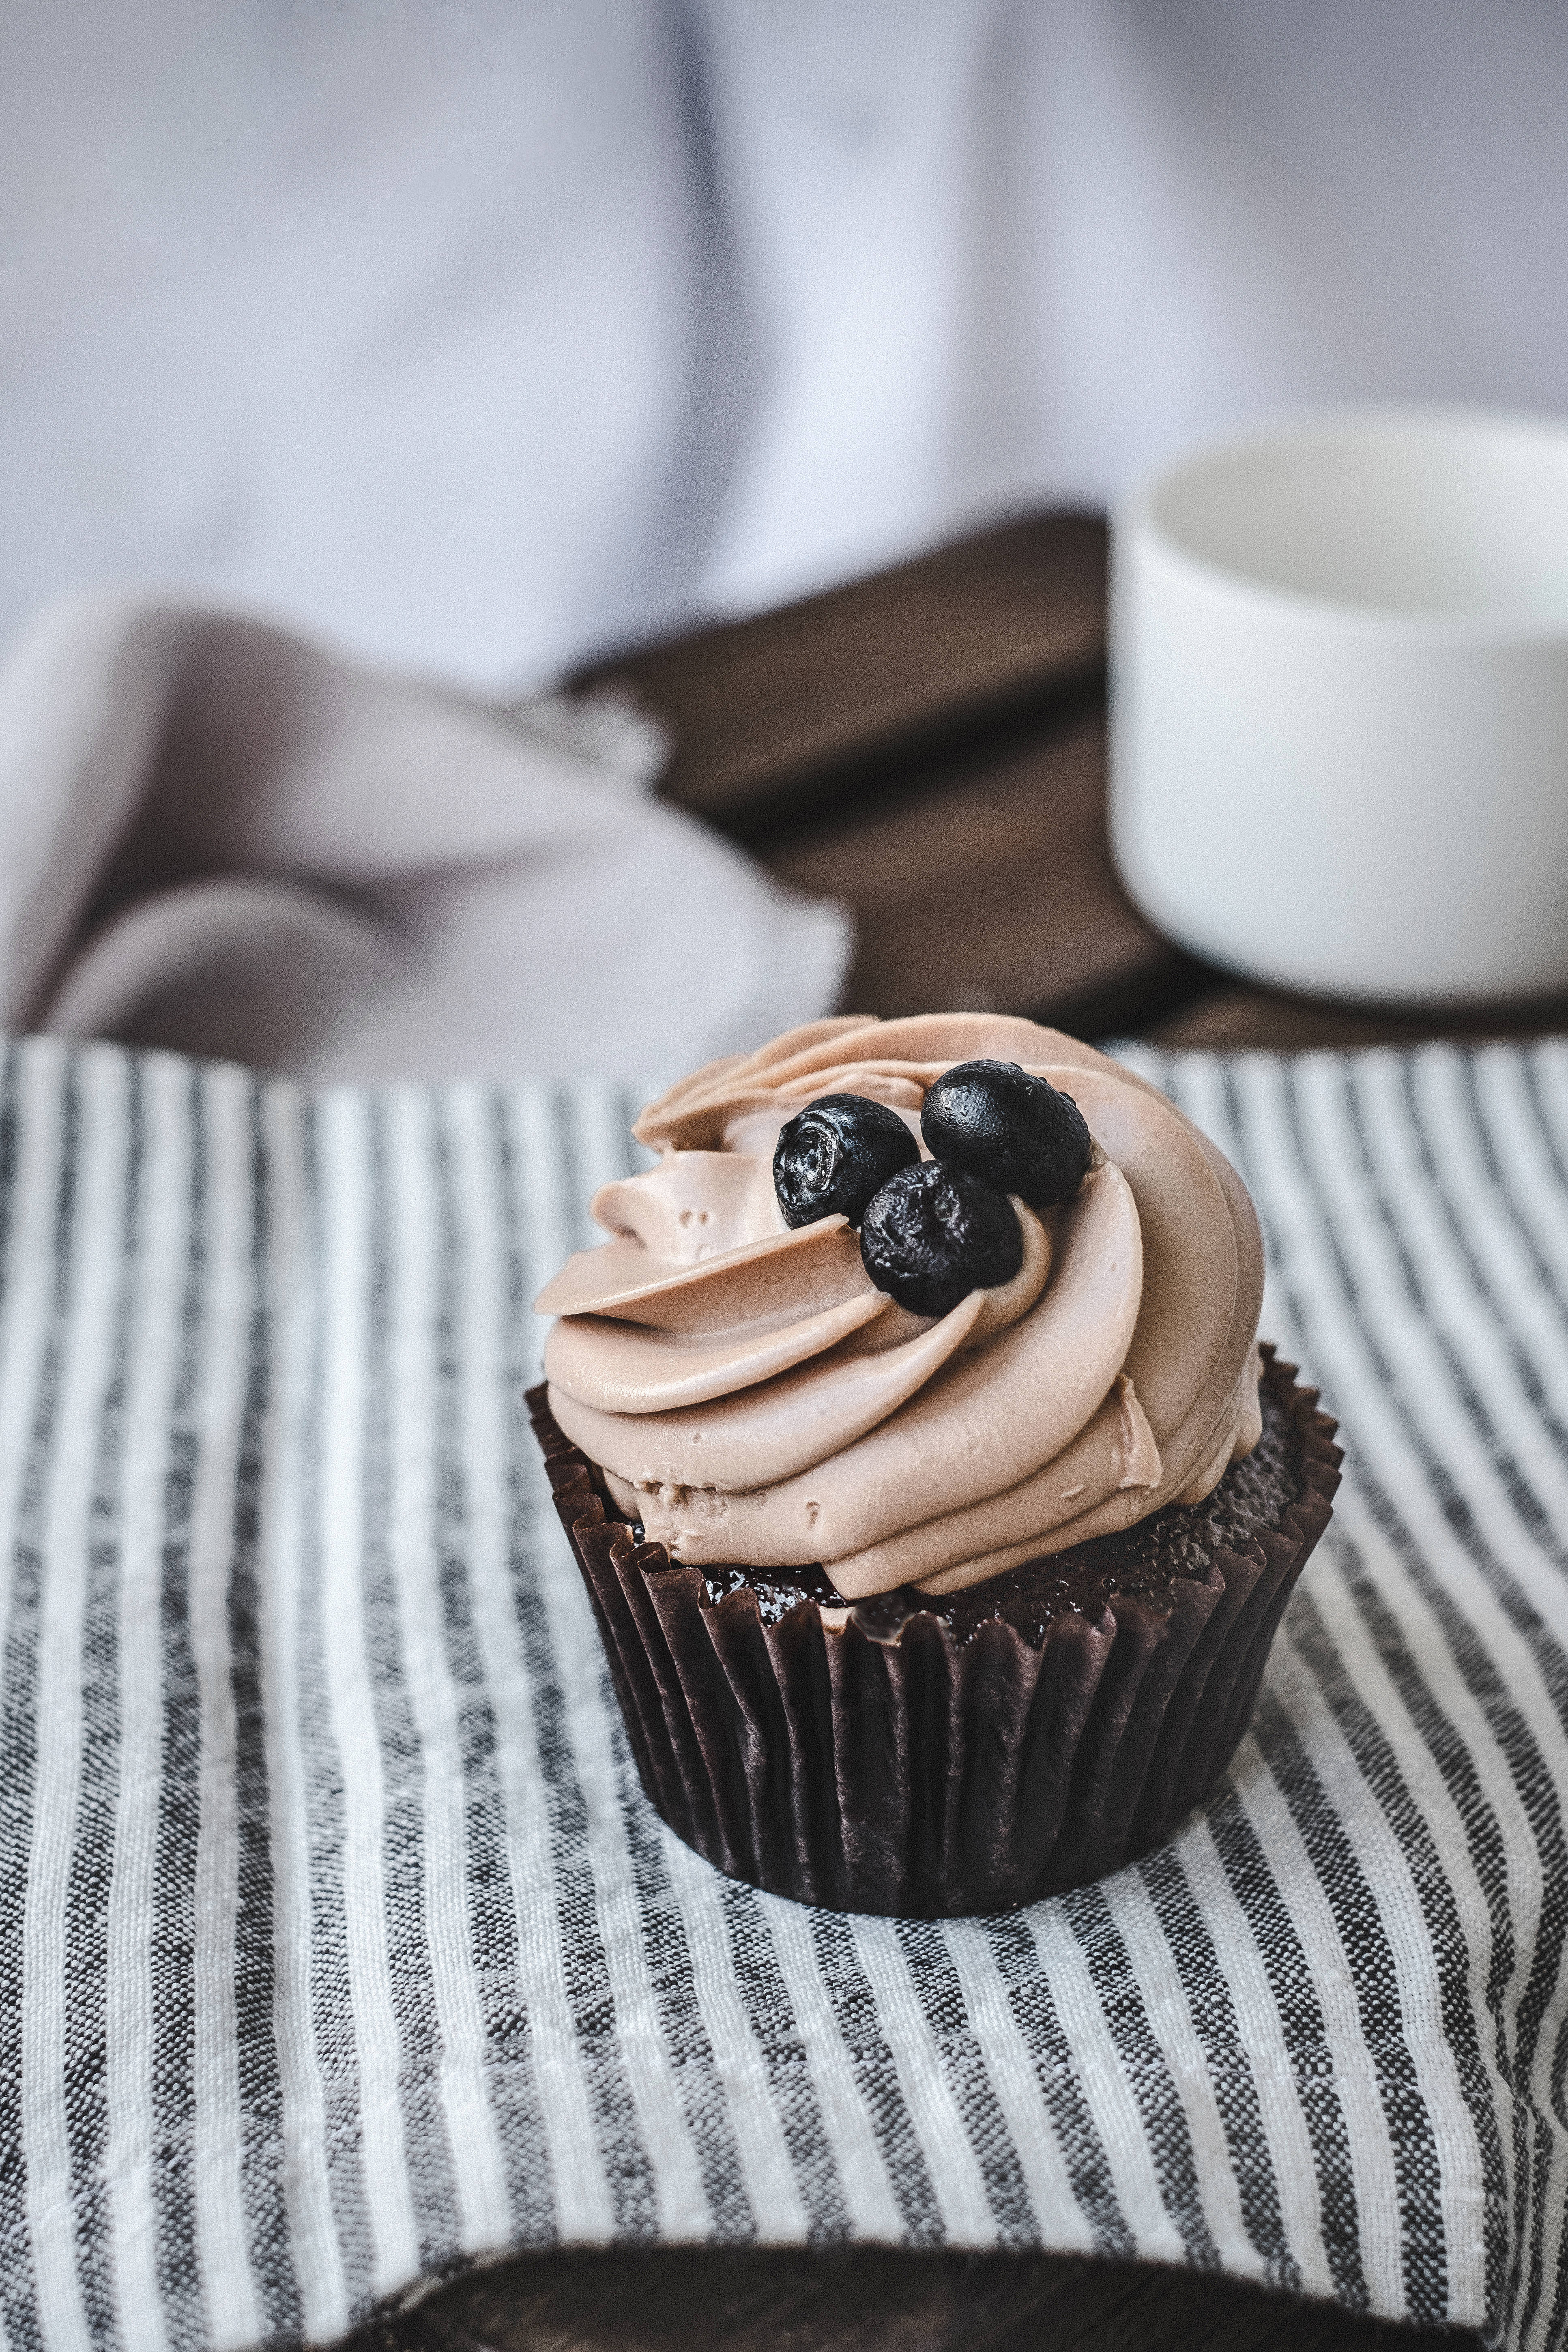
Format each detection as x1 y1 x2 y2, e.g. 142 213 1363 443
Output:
0 596 852 1081
1 1031 1565 2352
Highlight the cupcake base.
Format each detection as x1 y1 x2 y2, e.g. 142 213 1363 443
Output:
529 1349 1340 1918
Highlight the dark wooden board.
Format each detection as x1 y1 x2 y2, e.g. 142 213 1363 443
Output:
760 709 1209 1039
370 2246 1477 2352
582 501 1566 1052
575 511 1108 835
1147 981 1568 1052
580 506 1214 1038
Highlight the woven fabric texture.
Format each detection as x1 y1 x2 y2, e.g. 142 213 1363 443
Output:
1 1032 1565 2350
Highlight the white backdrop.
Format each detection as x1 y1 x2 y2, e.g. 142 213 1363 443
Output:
5 0 1567 691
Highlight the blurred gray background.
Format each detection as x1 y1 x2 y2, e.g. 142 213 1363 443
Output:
4 0 1567 690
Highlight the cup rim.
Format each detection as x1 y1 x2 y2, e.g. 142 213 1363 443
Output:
1117 402 1568 644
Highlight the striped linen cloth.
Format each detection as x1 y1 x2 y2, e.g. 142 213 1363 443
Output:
2 1031 1567 2352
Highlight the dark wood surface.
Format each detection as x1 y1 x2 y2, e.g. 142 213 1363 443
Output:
583 505 1568 1054
371 2249 1472 2352
381 514 1516 2352
761 708 1209 1040
575 511 1110 835
1146 983 1568 1052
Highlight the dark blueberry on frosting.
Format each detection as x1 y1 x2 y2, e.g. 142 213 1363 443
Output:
921 1059 1091 1211
773 1093 920 1230
859 1162 1023 1317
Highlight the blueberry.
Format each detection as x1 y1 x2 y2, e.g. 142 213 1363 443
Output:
920 1059 1091 1211
859 1162 1023 1317
773 1093 920 1230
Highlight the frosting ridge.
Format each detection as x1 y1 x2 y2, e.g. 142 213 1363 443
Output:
538 1014 1264 1598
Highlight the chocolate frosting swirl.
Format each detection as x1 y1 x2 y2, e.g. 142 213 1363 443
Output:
536 1015 1264 1598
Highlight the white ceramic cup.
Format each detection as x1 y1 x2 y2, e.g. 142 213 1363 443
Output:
1110 408 1568 1002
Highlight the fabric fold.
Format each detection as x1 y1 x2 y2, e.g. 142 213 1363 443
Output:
0 593 853 1082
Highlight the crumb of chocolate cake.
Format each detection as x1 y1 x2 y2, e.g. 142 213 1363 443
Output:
694 1368 1306 1647
700 1558 844 1625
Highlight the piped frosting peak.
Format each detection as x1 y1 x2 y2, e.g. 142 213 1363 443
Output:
537 1014 1264 1598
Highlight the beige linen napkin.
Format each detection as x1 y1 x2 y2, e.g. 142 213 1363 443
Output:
0 596 851 1082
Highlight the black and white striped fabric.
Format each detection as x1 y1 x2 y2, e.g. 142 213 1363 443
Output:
2 1029 1566 2352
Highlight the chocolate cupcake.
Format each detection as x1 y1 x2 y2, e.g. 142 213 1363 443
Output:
533 1015 1339 1917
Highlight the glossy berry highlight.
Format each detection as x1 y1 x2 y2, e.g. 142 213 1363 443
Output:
773 1093 920 1230
859 1162 1023 1317
920 1059 1091 1211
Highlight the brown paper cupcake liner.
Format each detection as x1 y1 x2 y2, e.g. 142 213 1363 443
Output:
530 1348 1340 1918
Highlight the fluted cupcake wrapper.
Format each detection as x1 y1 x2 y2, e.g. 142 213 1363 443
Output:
530 1349 1340 1918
